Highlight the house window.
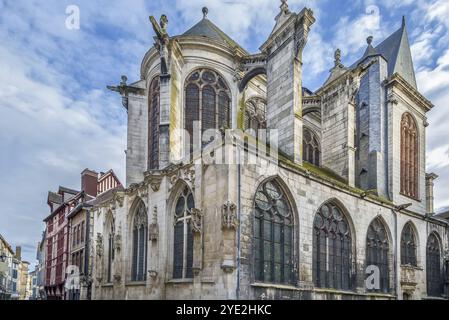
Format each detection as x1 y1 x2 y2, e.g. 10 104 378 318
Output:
184 69 231 154
366 217 390 293
244 97 266 134
426 233 442 297
131 199 147 282
400 223 417 266
313 201 352 290
254 179 293 285
173 186 195 279
148 76 160 170
303 128 320 166
400 113 419 199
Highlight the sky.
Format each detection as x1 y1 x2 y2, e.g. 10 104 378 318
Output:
0 0 448 265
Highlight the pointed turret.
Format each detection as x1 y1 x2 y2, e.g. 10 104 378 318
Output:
352 17 417 89
360 36 379 61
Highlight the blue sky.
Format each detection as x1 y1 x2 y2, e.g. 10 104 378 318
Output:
0 0 448 265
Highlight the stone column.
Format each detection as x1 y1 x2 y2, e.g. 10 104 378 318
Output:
425 173 438 215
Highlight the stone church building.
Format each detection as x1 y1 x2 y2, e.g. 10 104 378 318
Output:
90 2 449 300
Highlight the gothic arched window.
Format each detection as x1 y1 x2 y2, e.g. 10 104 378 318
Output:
184 69 231 151
244 97 266 134
313 201 352 290
148 76 160 170
366 218 390 293
400 223 417 266
254 180 294 285
107 217 115 283
426 233 442 297
400 113 419 199
131 200 147 282
173 186 195 279
303 128 320 166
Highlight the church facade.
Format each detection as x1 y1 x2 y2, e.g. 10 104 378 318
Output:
90 2 449 300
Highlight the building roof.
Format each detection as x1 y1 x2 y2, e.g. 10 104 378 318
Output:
0 234 14 255
351 17 417 89
58 186 79 196
47 191 62 205
87 185 124 207
435 210 449 220
181 14 247 53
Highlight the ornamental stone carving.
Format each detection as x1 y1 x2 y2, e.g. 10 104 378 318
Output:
96 233 103 257
150 14 170 75
95 234 104 282
114 226 122 252
222 201 238 230
149 206 159 241
167 165 196 191
191 208 203 234
113 225 123 283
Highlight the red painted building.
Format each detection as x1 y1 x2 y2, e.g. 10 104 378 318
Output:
44 186 79 300
43 169 122 300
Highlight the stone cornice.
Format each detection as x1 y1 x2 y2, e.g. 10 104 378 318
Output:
385 73 434 112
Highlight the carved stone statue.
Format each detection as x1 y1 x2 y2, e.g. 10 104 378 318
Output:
150 15 170 75
149 206 159 241
191 208 203 234
95 234 104 282
222 201 238 230
334 49 343 68
113 225 123 282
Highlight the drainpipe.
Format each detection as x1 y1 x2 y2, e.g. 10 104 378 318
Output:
391 208 398 299
236 148 242 300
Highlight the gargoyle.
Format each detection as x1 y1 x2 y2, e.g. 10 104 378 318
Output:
150 15 170 75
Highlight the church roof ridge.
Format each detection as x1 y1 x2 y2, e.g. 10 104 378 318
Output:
180 8 248 53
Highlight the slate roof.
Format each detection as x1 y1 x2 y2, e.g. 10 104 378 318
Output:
182 17 247 53
47 191 62 205
435 210 449 220
351 18 417 89
87 185 125 207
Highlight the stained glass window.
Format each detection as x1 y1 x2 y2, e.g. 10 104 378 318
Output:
303 128 320 166
107 217 115 283
173 186 195 279
426 233 443 297
254 180 293 285
148 76 160 170
400 223 417 266
313 202 352 290
184 69 230 154
244 97 266 134
131 199 147 282
366 218 390 293
401 113 419 199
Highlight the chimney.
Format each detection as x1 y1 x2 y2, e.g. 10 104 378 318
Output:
81 169 98 197
15 246 22 260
